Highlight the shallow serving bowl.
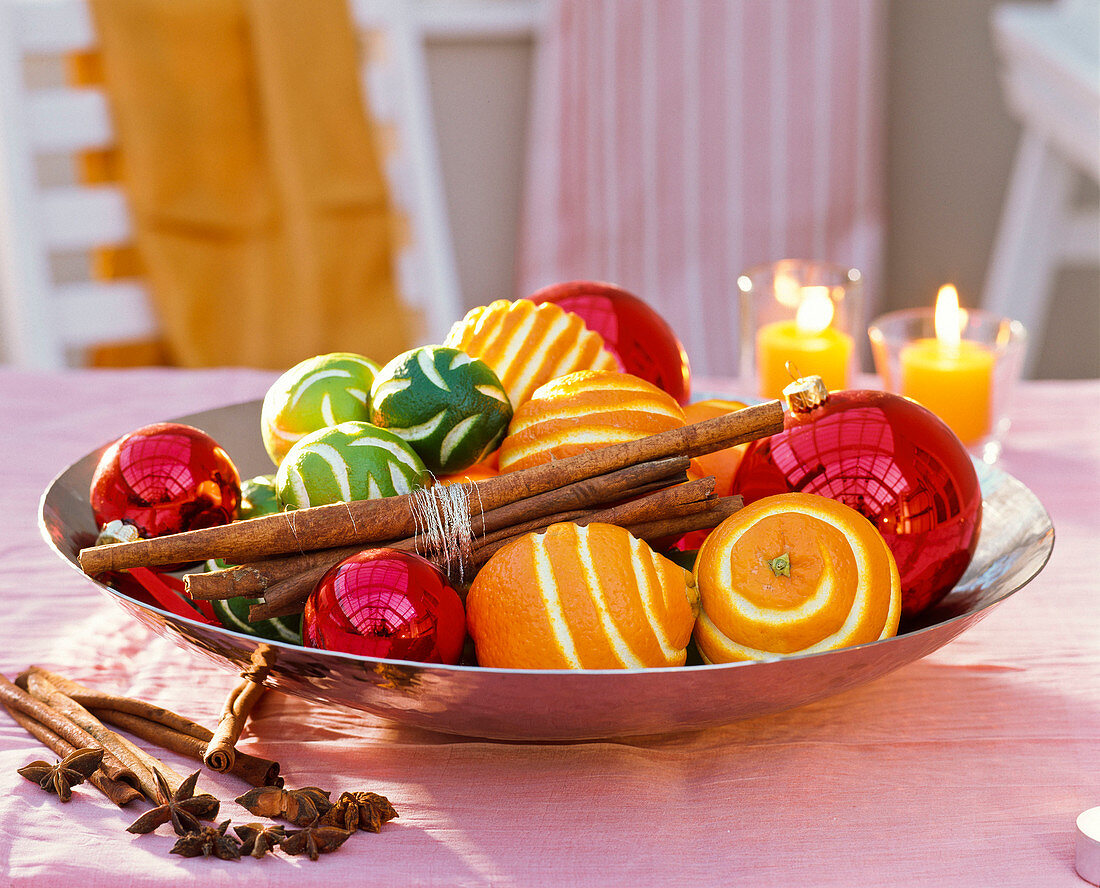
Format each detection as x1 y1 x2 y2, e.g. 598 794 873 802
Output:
39 399 1055 741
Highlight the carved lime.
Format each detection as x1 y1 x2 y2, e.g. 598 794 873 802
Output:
260 352 379 467
275 421 429 510
370 346 512 474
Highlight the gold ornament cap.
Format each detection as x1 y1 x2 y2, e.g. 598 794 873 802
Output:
783 375 830 413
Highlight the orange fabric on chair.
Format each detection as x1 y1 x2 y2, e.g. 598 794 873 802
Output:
87 0 413 369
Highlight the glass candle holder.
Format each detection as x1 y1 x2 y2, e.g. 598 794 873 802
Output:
867 308 1027 464
738 259 863 400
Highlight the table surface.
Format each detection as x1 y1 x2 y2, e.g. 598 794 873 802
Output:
0 367 1097 887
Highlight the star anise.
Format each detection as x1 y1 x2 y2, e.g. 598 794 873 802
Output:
278 820 353 860
127 769 221 836
319 790 399 833
235 785 332 826
233 822 287 859
170 820 242 861
17 747 103 802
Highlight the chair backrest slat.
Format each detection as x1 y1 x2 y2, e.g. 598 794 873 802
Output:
27 87 112 153
1 0 463 368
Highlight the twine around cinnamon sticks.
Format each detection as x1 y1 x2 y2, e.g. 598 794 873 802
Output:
78 400 783 577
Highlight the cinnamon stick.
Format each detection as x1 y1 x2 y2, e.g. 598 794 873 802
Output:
22 671 185 801
2 703 143 806
244 565 340 622
245 474 709 624
25 668 209 741
185 456 690 601
467 477 718 561
0 673 139 789
204 677 265 774
79 401 783 574
467 495 745 570
248 480 727 622
93 709 280 787
625 495 744 542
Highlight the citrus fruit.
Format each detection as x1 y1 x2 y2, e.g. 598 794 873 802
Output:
497 370 688 474
237 474 279 520
438 451 500 486
682 399 749 498
443 299 618 408
529 280 692 404
466 521 700 669
275 420 429 510
693 492 901 662
206 564 303 644
206 480 301 642
261 352 379 467
370 345 512 475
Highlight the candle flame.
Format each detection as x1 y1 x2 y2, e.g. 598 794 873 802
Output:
795 286 835 335
934 284 966 347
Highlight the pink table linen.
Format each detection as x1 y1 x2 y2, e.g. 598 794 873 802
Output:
0 367 1097 887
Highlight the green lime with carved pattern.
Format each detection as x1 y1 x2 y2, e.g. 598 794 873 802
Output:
204 560 303 643
238 474 279 520
275 420 429 510
261 352 380 467
208 488 301 641
370 345 513 474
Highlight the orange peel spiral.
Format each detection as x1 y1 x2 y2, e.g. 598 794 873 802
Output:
693 492 901 662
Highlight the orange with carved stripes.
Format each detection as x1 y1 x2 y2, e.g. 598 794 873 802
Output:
497 370 688 474
693 493 901 662
466 522 700 669
444 299 618 409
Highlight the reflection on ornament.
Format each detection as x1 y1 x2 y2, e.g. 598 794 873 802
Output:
304 549 466 664
529 280 692 404
733 379 982 618
90 422 241 542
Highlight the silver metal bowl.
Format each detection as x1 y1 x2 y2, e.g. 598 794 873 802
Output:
39 399 1054 741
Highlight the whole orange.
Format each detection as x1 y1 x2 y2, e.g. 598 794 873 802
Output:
693 492 901 662
498 370 688 474
466 521 700 669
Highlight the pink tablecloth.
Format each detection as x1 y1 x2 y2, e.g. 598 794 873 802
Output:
0 368 1097 887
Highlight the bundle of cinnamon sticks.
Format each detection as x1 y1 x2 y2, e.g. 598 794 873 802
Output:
2 667 280 808
78 400 785 622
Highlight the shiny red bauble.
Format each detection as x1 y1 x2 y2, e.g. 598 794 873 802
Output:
529 280 692 404
303 549 466 664
90 422 240 540
733 386 982 619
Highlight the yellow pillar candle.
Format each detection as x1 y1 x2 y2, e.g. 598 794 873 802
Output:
900 339 993 444
755 286 852 399
899 284 994 445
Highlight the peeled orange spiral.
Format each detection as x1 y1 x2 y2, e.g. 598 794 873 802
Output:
693 493 901 662
498 370 688 474
466 522 700 669
444 299 618 408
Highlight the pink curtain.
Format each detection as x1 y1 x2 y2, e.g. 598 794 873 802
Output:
518 0 886 378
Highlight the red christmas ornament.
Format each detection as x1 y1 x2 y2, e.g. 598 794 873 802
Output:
732 378 982 618
304 549 466 664
529 280 692 404
90 422 240 541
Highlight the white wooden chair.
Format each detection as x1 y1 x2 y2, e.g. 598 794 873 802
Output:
0 0 462 368
983 0 1100 376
